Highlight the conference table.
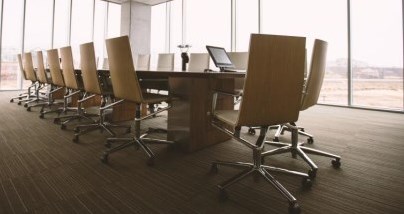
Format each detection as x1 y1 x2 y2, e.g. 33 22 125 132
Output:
100 69 246 152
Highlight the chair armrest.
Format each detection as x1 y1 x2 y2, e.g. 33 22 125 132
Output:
211 89 242 116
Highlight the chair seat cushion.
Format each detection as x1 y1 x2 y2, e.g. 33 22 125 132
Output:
214 110 239 127
142 92 170 103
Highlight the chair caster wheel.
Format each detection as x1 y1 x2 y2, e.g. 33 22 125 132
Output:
288 202 301 214
18 102 22 105
74 127 80 133
101 153 109 164
219 189 228 201
307 137 314 144
10 99 14 103
23 103 28 108
72 135 79 143
60 124 66 130
126 127 131 134
39 114 44 119
332 159 341 168
308 169 317 179
301 178 312 189
248 128 256 135
26 107 31 112
210 163 218 174
273 137 279 142
146 157 155 166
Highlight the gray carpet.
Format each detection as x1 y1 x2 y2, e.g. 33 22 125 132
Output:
1 91 404 214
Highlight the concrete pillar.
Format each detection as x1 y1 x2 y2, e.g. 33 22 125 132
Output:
121 1 151 56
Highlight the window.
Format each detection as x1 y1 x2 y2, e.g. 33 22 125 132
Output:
107 3 121 39
24 0 53 52
262 0 348 105
235 0 258 51
94 0 108 66
169 0 182 70
53 0 71 49
351 0 403 110
185 0 231 53
0 0 24 90
71 0 94 66
150 3 167 69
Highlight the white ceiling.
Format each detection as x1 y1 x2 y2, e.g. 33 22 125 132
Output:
109 0 172 6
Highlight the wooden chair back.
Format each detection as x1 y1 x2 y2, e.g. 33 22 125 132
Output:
301 39 328 111
23 52 37 82
157 53 174 71
17 54 27 80
188 53 210 71
60 46 79 90
105 36 143 103
237 34 306 127
228 52 249 70
35 51 49 84
80 42 102 95
47 49 65 87
136 54 150 70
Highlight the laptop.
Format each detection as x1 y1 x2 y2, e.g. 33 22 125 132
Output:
206 45 235 72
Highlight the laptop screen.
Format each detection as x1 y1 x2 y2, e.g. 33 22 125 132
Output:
206 45 234 71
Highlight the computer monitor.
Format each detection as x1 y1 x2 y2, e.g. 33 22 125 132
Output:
206 45 234 72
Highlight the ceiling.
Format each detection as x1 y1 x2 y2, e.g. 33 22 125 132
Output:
108 0 172 6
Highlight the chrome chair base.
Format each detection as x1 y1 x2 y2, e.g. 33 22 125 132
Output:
211 126 310 214
262 125 341 179
273 123 313 144
73 121 131 143
100 103 174 166
101 130 175 166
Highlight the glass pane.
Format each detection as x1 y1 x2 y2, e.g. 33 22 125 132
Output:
1 0 24 90
150 3 167 69
186 0 231 57
169 0 182 70
262 0 348 105
107 3 121 38
352 0 403 110
94 0 107 67
53 0 71 49
235 0 258 51
71 0 94 66
24 0 53 52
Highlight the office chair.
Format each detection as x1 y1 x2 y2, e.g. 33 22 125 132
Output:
101 36 175 165
19 52 45 107
156 53 174 71
52 46 97 129
135 53 151 71
227 52 248 103
26 51 63 111
140 53 174 114
210 34 309 214
39 49 67 118
72 42 131 143
188 53 210 71
10 54 37 104
262 39 341 179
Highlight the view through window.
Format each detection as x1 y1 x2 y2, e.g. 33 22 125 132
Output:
262 0 349 106
351 0 403 110
0 0 24 90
